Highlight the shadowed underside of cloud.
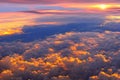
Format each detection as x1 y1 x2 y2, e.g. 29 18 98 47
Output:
0 31 120 80
1 21 120 42
21 10 87 15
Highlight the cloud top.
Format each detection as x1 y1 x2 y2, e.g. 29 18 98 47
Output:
0 31 120 80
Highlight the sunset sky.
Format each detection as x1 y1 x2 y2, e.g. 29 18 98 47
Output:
0 0 120 36
0 0 120 80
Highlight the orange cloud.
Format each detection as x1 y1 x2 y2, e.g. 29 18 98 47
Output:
0 11 61 36
0 28 23 36
0 31 120 80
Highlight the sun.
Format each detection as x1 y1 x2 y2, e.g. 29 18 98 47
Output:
99 4 108 10
92 4 110 10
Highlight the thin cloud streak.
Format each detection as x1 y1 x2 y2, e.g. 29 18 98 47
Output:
0 0 120 4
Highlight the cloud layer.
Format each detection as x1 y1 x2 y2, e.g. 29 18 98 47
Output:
0 31 120 80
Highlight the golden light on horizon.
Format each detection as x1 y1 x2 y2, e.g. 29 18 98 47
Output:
99 4 108 10
101 15 120 26
0 21 28 36
0 29 23 36
92 4 111 10
106 15 120 23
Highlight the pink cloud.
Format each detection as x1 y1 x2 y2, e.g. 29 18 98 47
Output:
0 0 120 4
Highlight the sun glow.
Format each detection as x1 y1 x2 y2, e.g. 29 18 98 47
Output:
92 4 110 10
0 29 23 36
99 4 108 10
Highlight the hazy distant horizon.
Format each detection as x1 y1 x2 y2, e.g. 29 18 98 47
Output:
0 0 120 80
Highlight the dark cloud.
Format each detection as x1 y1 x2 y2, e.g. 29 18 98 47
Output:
1 20 120 42
21 10 84 15
0 23 103 42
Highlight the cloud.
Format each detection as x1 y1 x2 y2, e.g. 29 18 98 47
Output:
0 0 120 4
1 0 120 14
0 10 105 36
1 5 120 36
0 31 120 80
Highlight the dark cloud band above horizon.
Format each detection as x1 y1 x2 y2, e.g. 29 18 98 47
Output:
0 0 120 4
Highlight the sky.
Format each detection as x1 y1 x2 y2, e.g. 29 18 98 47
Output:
0 0 120 80
0 0 120 36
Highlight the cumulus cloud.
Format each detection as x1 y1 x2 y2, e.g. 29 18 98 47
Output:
0 31 120 80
